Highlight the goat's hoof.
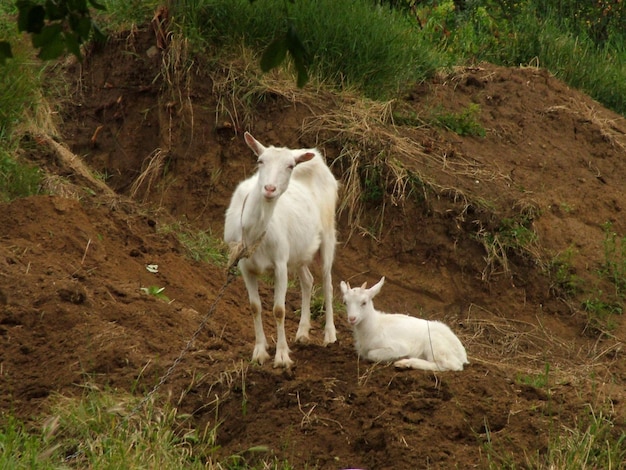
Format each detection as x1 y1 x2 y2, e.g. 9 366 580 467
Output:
252 349 270 365
273 351 294 369
393 359 412 369
273 359 294 369
295 334 310 345
323 329 337 345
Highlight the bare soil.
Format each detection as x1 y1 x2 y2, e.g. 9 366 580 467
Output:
2 26 626 469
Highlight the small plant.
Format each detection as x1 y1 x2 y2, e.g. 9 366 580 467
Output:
546 248 582 297
599 221 626 297
535 404 626 468
160 223 228 266
430 103 486 137
361 163 385 204
515 363 551 389
140 285 170 302
582 293 623 335
0 151 43 201
474 211 539 279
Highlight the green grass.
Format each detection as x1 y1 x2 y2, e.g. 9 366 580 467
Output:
546 248 582 298
173 0 444 100
413 0 626 117
600 222 626 297
0 15 46 202
429 103 486 137
515 363 551 390
160 222 229 266
0 149 43 202
0 388 298 469
536 405 626 469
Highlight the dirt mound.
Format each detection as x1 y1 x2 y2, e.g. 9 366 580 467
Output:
2 26 626 468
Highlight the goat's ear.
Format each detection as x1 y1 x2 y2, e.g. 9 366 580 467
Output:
244 132 266 156
339 281 348 295
360 281 367 289
370 276 385 297
295 151 315 164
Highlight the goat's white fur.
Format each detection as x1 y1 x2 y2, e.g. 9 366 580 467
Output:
224 132 338 368
339 277 468 371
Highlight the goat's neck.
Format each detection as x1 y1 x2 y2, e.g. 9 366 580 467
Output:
358 309 381 331
240 190 277 246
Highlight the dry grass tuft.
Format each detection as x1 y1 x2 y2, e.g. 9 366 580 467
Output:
129 148 169 201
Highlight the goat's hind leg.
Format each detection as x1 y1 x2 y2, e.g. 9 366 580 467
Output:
295 265 313 344
320 233 336 345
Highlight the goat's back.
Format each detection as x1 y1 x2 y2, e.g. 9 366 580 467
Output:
291 151 338 228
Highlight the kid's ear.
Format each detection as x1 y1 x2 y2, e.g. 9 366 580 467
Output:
340 281 348 294
295 151 315 164
244 132 266 156
370 276 385 297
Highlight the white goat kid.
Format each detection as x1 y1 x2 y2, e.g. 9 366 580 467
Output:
339 277 468 371
224 132 338 368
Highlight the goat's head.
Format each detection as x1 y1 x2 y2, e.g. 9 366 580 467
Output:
339 277 385 326
244 132 315 201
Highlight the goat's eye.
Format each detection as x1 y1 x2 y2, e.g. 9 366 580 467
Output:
257 160 263 165
287 164 295 170
361 301 366 307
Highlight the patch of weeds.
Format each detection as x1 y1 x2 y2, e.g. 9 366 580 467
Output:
498 215 538 248
474 211 539 279
392 107 424 127
515 363 551 389
480 417 518 469
0 150 44 201
92 169 110 182
140 285 170 302
560 202 574 213
221 447 294 470
429 103 486 137
360 162 384 204
161 223 228 266
599 221 626 296
535 404 626 468
297 287 344 321
582 293 623 335
546 248 582 297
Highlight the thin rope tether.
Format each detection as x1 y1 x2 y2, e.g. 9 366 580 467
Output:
65 227 267 463
426 320 442 371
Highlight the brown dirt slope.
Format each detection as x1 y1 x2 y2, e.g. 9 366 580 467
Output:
2 26 626 469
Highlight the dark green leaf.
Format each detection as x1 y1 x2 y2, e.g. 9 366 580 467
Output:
63 31 82 58
260 36 288 72
0 41 13 65
68 0 88 13
92 23 106 43
88 0 107 11
17 3 45 34
31 24 63 48
292 52 308 88
45 0 67 20
286 25 309 87
73 15 93 40
37 35 66 60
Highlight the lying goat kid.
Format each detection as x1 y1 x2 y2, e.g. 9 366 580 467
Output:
340 277 468 371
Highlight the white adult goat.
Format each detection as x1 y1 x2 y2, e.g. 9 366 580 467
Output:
340 277 468 371
224 132 338 368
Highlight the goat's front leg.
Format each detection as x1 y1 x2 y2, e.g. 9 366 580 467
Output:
295 265 313 343
273 264 293 368
365 347 398 363
241 265 270 365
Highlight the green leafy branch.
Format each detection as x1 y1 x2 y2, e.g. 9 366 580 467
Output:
0 0 106 64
